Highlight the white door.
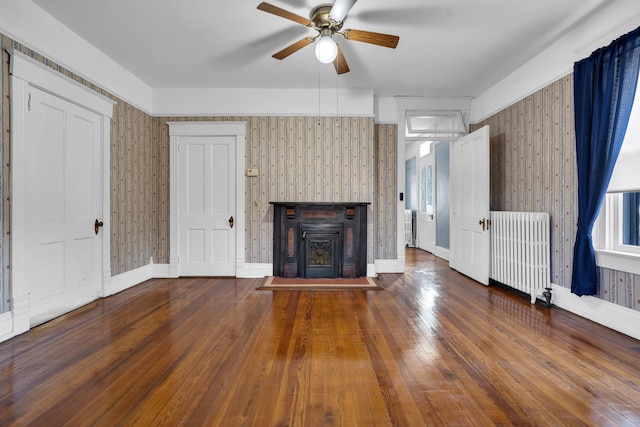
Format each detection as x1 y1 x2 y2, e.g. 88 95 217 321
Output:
179 136 236 276
450 125 490 285
417 154 436 253
25 87 103 324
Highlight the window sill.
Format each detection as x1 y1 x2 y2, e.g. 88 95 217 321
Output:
595 249 640 276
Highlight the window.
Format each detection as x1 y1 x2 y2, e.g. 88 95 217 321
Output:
593 77 640 273
596 192 640 255
418 162 434 217
622 192 640 246
418 141 432 158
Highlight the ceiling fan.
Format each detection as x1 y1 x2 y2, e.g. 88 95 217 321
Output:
257 0 399 74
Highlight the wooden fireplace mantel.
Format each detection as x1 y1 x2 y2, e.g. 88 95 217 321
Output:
270 202 369 278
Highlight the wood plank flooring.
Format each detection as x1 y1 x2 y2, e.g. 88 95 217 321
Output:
1 249 640 426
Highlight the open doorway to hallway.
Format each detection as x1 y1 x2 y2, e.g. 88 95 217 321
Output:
405 141 451 261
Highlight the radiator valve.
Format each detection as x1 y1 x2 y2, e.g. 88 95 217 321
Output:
542 287 553 307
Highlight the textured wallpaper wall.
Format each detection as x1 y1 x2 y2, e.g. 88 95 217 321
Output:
599 267 639 311
472 74 640 312
152 116 391 265
111 100 154 275
247 116 376 263
472 75 578 289
375 124 398 260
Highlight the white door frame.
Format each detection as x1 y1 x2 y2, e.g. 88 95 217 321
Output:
5 49 113 340
395 98 472 274
168 122 246 278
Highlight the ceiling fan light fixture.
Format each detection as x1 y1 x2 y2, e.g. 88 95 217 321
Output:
257 1 398 74
315 34 338 64
329 0 357 23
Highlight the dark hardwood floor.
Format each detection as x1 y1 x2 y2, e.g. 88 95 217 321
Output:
1 248 640 426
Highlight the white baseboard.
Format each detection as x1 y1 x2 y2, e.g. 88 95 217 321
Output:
152 263 173 278
239 263 272 278
168 259 180 278
12 294 30 336
105 264 153 297
149 262 273 279
375 258 405 273
551 284 640 341
0 294 30 343
435 246 450 261
109 262 274 288
0 311 13 340
30 295 99 327
367 263 376 277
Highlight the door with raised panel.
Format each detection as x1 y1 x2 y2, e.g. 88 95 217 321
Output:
25 87 103 324
178 136 236 276
450 125 490 285
417 153 436 253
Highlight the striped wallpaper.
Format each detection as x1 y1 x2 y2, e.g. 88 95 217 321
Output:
111 100 154 275
472 75 578 290
152 116 389 265
472 74 640 312
0 32 398 315
375 124 398 260
599 268 639 311
244 116 375 264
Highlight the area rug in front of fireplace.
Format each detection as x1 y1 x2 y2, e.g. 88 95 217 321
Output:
256 276 383 291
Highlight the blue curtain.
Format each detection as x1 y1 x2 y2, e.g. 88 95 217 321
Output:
571 27 640 296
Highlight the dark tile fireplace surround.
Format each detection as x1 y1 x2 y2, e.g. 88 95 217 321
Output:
271 202 369 278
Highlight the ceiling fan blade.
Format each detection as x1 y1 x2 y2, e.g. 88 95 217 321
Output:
333 44 350 74
352 7 445 26
257 2 313 27
342 29 399 49
329 0 358 23
272 37 315 60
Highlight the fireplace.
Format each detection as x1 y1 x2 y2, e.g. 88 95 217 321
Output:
271 202 368 278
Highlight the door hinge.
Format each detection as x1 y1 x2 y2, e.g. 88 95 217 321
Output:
28 93 31 111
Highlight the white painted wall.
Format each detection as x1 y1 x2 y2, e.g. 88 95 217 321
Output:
153 88 374 117
374 97 398 123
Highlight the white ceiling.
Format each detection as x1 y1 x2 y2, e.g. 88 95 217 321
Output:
31 0 606 98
